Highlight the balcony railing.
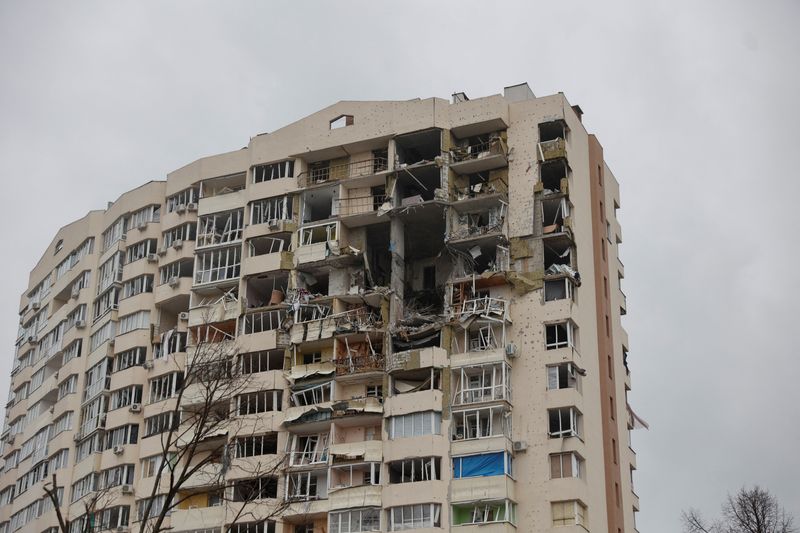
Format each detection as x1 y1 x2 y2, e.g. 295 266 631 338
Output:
304 157 389 185
334 354 385 376
452 297 509 321
451 138 507 163
537 138 567 161
335 195 388 217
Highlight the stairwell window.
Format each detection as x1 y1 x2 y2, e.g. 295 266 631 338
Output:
547 363 582 391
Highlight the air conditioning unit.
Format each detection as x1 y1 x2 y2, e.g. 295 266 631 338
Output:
49 406 55 414
110 303 119 311
176 204 186 213
143 361 153 369
27 334 37 343
505 343 517 358
113 445 124 455
172 240 183 250
178 312 189 321
120 234 127 241
31 301 40 310
71 286 80 299
157 248 167 256
512 440 528 452
168 277 180 288
147 253 158 263
108 338 115 347
99 414 107 428
187 202 197 212
116 526 128 533
76 320 86 329
129 404 141 413
138 222 148 230
73 433 82 442
121 484 133 494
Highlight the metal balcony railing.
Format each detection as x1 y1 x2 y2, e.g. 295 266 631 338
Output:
303 157 389 185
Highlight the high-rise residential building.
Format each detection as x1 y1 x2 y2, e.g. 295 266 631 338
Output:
0 83 639 533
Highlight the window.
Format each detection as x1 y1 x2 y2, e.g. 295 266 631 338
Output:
253 161 294 183
547 363 581 390
285 471 321 502
122 275 154 299
231 522 276 533
110 385 143 410
388 504 440 530
114 347 146 371
195 247 241 284
166 187 199 213
452 452 512 479
452 363 510 405
126 238 158 264
130 205 160 228
84 358 111 402
388 457 440 483
233 433 278 458
330 115 354 129
102 216 127 252
62 339 82 364
239 350 284 373
99 464 134 489
250 195 293 224
104 424 139 449
550 452 583 479
237 390 282 415
137 495 170 521
544 278 575 301
144 412 179 438
96 252 123 295
388 411 441 439
149 372 183 403
240 310 286 335
451 406 511 440
118 310 150 335
0 486 14 506
154 330 187 359
89 320 115 352
329 508 380 533
162 222 196 249
65 304 87 331
452 501 516 526
48 449 69 472
57 374 78 400
329 463 380 489
70 506 129 533
551 500 587 527
545 321 576 350
49 412 73 439
93 287 120 320
548 407 582 438
71 473 97 502
140 453 177 478
232 477 278 501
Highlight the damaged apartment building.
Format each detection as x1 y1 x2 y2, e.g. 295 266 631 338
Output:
0 83 642 533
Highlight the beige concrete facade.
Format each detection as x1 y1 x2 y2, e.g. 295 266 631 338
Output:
1 83 639 533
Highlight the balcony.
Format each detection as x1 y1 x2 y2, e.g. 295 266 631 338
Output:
452 475 516 504
387 346 448 373
170 505 224 532
241 250 293 278
450 136 509 175
329 484 382 510
301 156 389 187
334 353 385 377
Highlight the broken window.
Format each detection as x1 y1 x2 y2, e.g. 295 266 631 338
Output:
286 471 323 502
299 221 338 246
539 120 568 143
129 205 160 229
197 209 244 247
452 500 516 526
544 277 575 302
547 363 581 391
247 235 290 257
301 186 337 223
390 369 441 396
395 129 441 166
542 197 570 234
253 160 294 183
388 411 441 439
101 216 127 252
250 195 293 225
231 477 278 501
540 160 568 193
545 321 576 350
125 238 157 263
240 310 286 335
153 330 187 359
548 407 582 438
97 252 123 295
544 239 574 271
159 259 193 285
288 433 329 466
121 275 153 299
233 433 278 458
452 452 512 479
290 380 333 407
148 372 183 403
452 363 511 405
330 462 381 489
388 457 440 483
451 406 511 441
237 390 282 415
166 187 199 213
450 132 508 163
93 287 119 320
550 452 583 479
194 247 241 285
199 173 246 198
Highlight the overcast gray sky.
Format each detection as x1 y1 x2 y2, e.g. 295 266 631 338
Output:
2 1 798 530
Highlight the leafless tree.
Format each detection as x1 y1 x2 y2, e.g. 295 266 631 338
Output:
682 486 796 533
45 311 290 533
